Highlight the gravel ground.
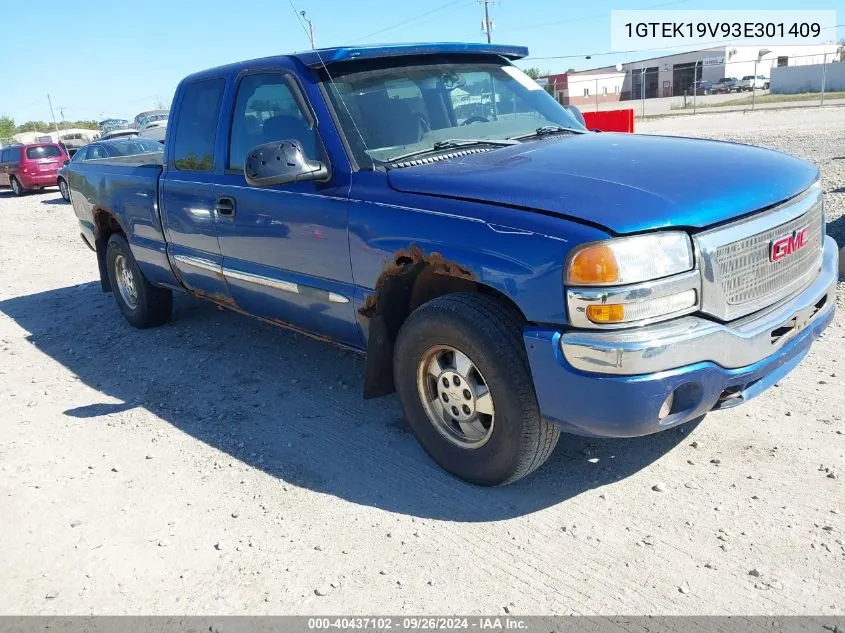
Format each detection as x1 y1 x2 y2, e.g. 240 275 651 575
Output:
1 107 843 616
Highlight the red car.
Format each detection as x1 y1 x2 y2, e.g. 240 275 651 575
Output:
0 142 69 196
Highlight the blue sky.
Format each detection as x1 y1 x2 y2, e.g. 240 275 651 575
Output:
3 0 842 125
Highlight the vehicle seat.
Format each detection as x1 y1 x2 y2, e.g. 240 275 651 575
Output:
356 92 422 148
261 115 317 159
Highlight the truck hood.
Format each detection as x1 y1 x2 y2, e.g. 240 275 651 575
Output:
386 133 819 234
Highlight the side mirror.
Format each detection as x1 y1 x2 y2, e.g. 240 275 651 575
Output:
244 140 328 187
563 104 586 127
63 160 69 166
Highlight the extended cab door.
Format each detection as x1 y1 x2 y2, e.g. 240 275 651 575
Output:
214 69 359 347
159 78 230 302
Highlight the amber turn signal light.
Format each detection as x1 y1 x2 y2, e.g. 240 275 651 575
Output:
568 245 620 285
586 304 625 323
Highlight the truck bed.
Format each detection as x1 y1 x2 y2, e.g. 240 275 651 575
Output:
68 154 172 288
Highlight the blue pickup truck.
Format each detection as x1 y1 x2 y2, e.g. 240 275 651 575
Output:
67 43 838 485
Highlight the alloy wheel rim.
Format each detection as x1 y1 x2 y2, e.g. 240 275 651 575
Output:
416 345 495 449
114 254 138 309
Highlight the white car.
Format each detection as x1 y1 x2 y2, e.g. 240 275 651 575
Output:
741 75 769 91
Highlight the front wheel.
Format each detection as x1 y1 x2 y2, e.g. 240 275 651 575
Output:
393 293 559 485
58 178 70 202
106 233 172 328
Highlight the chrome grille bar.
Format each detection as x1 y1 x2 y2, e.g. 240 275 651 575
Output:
695 184 824 322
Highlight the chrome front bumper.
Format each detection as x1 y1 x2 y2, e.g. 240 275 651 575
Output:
561 235 839 375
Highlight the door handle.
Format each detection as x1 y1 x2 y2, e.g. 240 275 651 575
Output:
215 197 236 218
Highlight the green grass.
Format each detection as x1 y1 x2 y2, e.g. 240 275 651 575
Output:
671 91 845 110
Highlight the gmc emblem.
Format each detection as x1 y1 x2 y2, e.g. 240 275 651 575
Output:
770 226 809 262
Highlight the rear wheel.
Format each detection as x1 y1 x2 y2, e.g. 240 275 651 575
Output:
10 177 25 196
58 178 70 202
106 233 172 328
393 293 560 486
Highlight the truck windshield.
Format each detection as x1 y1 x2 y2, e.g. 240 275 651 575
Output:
323 59 585 166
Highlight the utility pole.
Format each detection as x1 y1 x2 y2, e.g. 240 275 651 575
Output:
47 94 61 141
300 11 316 49
480 0 494 44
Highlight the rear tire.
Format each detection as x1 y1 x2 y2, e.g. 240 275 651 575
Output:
393 293 559 486
106 233 172 328
10 177 25 196
58 178 70 202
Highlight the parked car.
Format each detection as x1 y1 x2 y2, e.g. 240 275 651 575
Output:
100 129 140 141
712 77 741 93
688 80 714 95
0 142 69 196
741 75 770 91
66 43 837 485
58 138 164 202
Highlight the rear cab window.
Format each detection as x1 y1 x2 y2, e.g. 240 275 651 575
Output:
171 78 226 172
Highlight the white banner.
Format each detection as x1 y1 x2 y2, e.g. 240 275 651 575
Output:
610 10 836 50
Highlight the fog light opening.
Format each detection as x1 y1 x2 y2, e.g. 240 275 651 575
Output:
658 392 675 421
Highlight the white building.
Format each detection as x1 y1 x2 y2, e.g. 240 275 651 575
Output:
579 44 841 100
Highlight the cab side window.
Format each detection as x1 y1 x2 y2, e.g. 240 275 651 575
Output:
228 73 319 171
8 146 21 162
72 148 88 161
172 78 225 172
0 149 8 163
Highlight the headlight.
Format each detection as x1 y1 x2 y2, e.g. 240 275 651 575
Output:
566 232 694 286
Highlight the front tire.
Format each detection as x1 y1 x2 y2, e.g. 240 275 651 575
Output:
58 178 70 202
106 233 172 328
393 293 559 486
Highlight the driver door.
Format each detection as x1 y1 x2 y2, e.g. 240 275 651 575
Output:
214 70 359 347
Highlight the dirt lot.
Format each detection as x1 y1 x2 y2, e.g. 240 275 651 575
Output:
1 108 843 616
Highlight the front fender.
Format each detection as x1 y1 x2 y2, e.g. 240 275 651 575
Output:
349 174 610 325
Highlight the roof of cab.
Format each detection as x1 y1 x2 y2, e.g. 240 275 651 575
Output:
180 42 529 84
292 42 529 67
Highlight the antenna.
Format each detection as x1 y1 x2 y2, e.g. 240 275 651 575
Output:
286 0 373 169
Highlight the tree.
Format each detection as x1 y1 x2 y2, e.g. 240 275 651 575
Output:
17 121 49 133
524 67 542 80
0 115 15 139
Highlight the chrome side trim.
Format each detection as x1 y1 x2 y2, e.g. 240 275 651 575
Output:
173 254 221 274
328 292 350 304
223 267 299 294
567 270 700 329
560 235 837 375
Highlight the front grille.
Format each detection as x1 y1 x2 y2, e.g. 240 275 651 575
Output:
715 199 823 305
696 186 824 321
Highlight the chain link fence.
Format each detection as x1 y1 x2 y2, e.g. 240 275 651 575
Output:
543 50 845 120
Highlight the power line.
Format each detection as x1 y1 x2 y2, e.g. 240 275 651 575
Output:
501 0 694 33
347 0 466 44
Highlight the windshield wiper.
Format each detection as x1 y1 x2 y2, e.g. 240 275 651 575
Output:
509 125 584 141
388 138 519 164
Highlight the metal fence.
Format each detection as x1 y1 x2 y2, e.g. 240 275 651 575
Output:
547 51 845 120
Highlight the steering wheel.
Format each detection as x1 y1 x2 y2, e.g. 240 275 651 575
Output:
461 116 489 126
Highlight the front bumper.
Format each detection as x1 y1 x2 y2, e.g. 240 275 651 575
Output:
524 236 838 438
